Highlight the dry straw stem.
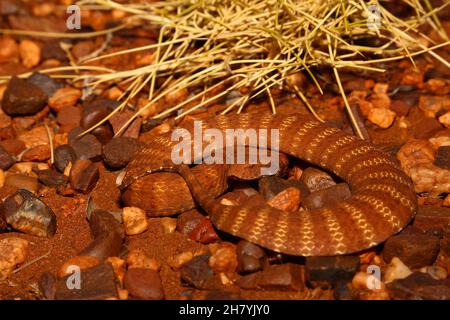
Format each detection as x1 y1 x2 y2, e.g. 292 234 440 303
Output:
2 0 450 139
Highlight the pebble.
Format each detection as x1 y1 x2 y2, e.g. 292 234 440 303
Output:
259 176 310 201
103 137 141 169
0 237 29 280
126 249 160 271
439 112 450 129
0 37 18 62
54 144 76 173
236 240 266 275
188 218 220 244
208 243 238 274
236 263 305 291
19 39 41 68
160 217 177 234
180 254 218 290
382 228 440 269
21 145 50 162
266 187 301 212
57 105 82 130
105 256 126 283
176 209 205 235
38 272 56 300
27 72 63 97
70 134 103 161
48 87 81 112
55 263 117 300
5 174 39 194
38 169 68 191
0 145 14 170
387 272 450 300
69 160 99 194
109 110 142 139
420 266 448 280
79 210 124 261
18 126 49 148
384 257 413 283
302 183 351 210
122 206 149 236
413 205 450 232
434 146 450 169
167 251 195 270
80 96 115 143
124 268 164 300
418 95 448 118
300 167 336 192
305 256 360 286
0 139 25 156
2 76 47 116
2 189 57 237
57 255 101 278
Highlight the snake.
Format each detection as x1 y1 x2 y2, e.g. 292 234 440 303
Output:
120 111 418 256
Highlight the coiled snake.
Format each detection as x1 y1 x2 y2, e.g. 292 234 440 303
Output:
121 112 417 256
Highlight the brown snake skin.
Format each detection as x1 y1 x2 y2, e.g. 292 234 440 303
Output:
121 112 418 256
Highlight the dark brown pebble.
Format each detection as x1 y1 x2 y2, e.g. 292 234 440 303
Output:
413 205 450 232
0 145 14 170
109 110 142 139
180 254 218 290
124 268 164 300
38 169 68 190
188 218 220 244
54 144 76 172
434 146 450 169
176 210 205 235
1 76 48 116
302 183 351 211
103 137 141 169
333 281 354 300
38 272 57 300
27 72 63 97
236 240 266 275
69 159 99 194
387 272 450 300
305 256 360 287
55 263 117 300
70 134 102 161
1 189 57 237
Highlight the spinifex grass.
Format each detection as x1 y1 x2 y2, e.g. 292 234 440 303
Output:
2 0 450 139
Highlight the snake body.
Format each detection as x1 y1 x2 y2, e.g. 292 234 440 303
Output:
121 112 417 256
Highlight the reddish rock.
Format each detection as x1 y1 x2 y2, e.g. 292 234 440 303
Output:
434 146 450 169
1 76 47 116
5 174 39 194
103 137 141 169
21 145 50 162
237 264 305 291
70 134 102 162
188 218 220 244
69 159 99 194
124 268 164 300
0 139 25 156
387 272 450 300
48 87 81 112
0 145 14 170
176 210 205 235
413 205 450 232
109 110 142 139
300 167 336 192
305 256 360 286
236 240 267 275
302 183 351 210
57 105 82 128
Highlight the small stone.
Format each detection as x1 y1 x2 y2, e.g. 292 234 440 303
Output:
167 252 194 270
0 37 18 62
122 206 148 236
48 87 81 112
27 72 62 97
127 249 160 271
413 205 450 232
58 255 101 278
382 229 440 268
0 237 28 280
55 263 117 300
57 105 82 129
19 39 41 68
1 76 47 116
237 264 305 291
108 110 142 139
106 256 126 283
124 268 164 300
54 144 76 173
0 139 25 156
208 243 238 274
435 146 450 169
302 183 351 210
160 217 177 234
385 257 413 283
300 167 336 192
419 95 448 118
188 218 220 244
259 176 310 200
421 266 448 280
0 145 14 170
367 107 396 128
387 272 450 300
176 209 204 235
2 189 57 237
266 187 301 212
180 254 218 290
38 169 68 191
333 281 354 300
18 126 49 148
305 256 360 286
103 137 141 169
69 159 99 193
70 134 102 161
236 240 266 275
5 174 39 194
439 111 450 129
80 96 115 139
21 145 50 162
38 272 56 300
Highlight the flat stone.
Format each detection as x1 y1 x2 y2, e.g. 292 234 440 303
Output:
302 183 351 210
103 137 141 169
70 134 102 162
413 205 450 232
382 228 440 269
54 144 76 172
124 268 164 300
38 169 68 191
387 272 450 300
0 139 25 156
5 174 39 194
305 256 360 286
177 210 205 235
55 263 117 300
109 110 142 139
300 167 336 192
180 254 218 290
0 145 14 170
27 72 63 97
69 160 99 194
1 76 48 116
434 146 450 169
1 189 57 237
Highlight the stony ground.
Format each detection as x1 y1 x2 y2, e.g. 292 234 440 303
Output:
0 0 449 300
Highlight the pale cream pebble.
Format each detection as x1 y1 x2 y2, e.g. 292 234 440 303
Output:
165 87 189 105
19 40 41 68
397 116 411 129
126 249 161 272
36 163 50 171
367 107 396 128
32 3 55 16
10 162 34 174
63 162 72 177
409 163 450 195
208 243 238 274
0 169 4 188
219 273 234 286
117 288 129 300
0 237 29 280
384 257 412 283
444 194 450 207
397 139 436 173
439 112 450 129
106 257 126 283
429 135 450 149
167 251 194 270
57 256 100 278
160 217 177 234
122 207 149 236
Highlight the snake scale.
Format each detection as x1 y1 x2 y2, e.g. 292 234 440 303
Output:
121 111 418 256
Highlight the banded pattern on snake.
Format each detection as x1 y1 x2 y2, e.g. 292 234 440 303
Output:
121 112 417 256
